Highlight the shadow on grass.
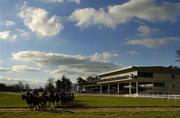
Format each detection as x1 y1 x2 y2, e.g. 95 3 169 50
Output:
55 100 88 108
42 109 75 114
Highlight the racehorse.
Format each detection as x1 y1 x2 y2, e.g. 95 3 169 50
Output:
22 91 75 110
21 92 41 110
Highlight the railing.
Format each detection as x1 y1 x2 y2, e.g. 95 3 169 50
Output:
77 93 180 99
125 94 180 99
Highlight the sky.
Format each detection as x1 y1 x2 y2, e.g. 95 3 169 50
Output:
0 0 180 88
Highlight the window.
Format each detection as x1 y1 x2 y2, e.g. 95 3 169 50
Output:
171 75 175 79
138 72 153 78
154 82 165 87
172 84 175 88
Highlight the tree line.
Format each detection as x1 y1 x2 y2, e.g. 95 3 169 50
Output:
0 81 30 92
0 75 72 92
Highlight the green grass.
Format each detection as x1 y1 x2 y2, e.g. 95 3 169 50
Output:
0 111 180 118
0 92 180 117
0 92 180 108
0 92 26 107
75 95 180 108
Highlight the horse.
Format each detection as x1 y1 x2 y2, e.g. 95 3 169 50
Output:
22 92 41 111
21 94 33 110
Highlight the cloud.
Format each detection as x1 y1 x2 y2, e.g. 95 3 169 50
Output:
0 31 17 41
137 25 159 36
127 37 180 48
41 0 80 4
16 29 30 40
11 65 40 72
0 67 11 72
70 0 180 28
90 52 118 62
127 50 140 55
18 3 64 37
0 76 46 88
0 65 40 73
12 50 120 80
0 20 15 27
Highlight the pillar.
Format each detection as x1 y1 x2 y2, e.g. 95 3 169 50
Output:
117 83 120 94
129 82 131 94
136 81 138 94
108 84 110 94
100 84 102 94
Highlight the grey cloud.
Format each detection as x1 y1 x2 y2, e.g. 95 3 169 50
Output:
70 0 180 28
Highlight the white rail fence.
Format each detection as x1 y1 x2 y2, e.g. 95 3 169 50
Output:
77 93 180 100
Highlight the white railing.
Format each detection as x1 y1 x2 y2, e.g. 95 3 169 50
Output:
77 93 180 99
125 94 180 99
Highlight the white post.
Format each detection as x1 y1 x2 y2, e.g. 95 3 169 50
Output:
117 83 120 94
108 84 110 94
136 81 138 95
100 84 102 94
129 82 131 94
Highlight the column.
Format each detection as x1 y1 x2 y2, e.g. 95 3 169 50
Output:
136 81 138 94
108 84 110 94
100 84 102 94
117 83 120 94
129 82 131 94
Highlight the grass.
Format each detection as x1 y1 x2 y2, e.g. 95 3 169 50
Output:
0 92 26 107
0 92 180 108
75 95 180 108
0 111 180 118
0 92 180 117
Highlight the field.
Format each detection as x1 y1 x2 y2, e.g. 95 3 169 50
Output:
0 92 180 118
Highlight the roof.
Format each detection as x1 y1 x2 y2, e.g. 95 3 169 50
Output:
97 66 180 77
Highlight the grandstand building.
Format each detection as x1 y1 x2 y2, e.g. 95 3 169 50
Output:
84 66 180 95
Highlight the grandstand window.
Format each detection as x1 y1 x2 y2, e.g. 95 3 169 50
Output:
154 82 165 87
138 72 153 78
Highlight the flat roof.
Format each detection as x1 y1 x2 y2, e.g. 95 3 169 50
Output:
97 66 180 77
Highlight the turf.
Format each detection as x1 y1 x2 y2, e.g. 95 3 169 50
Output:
0 111 180 118
0 92 180 108
75 95 180 108
0 92 26 107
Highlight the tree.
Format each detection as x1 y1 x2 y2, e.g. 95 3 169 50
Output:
45 78 55 92
17 81 24 91
25 84 30 91
77 77 86 86
55 79 63 91
61 75 72 90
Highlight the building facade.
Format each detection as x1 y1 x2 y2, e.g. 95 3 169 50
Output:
84 66 180 95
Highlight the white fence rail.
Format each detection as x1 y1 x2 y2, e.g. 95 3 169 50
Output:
77 93 180 100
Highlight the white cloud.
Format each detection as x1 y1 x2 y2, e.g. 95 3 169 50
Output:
137 25 159 36
0 65 40 73
11 65 40 72
0 31 17 41
127 37 180 48
12 50 120 80
41 0 80 4
70 0 180 28
18 3 63 37
127 50 140 55
16 29 29 40
0 67 11 72
90 52 118 62
0 20 15 27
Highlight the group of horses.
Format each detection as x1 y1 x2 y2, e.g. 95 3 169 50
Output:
21 91 75 110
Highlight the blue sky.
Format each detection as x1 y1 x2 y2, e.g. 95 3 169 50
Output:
0 0 180 88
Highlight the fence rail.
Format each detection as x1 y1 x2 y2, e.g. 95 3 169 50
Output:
77 93 180 99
